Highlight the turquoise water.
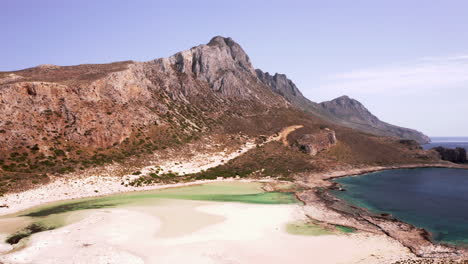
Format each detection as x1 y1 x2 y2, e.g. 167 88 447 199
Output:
2 182 298 245
21 182 298 218
333 168 468 246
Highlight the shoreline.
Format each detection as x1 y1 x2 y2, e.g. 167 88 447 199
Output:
0 125 306 217
2 158 468 262
318 163 468 182
4 162 463 217
296 163 468 261
0 177 279 217
0 197 413 264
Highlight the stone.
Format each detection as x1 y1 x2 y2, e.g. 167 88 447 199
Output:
295 129 337 156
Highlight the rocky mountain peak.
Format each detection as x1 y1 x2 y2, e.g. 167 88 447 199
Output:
319 95 430 143
333 95 350 101
328 95 363 108
256 69 323 115
151 36 259 96
257 70 430 143
255 70 303 98
208 36 254 74
320 95 380 126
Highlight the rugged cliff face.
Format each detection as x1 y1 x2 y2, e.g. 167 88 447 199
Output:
0 36 438 191
0 37 286 153
255 71 430 144
255 70 324 116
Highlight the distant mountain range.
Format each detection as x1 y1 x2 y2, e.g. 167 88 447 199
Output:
255 70 429 144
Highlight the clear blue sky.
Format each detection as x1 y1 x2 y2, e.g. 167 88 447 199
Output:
2 0 468 136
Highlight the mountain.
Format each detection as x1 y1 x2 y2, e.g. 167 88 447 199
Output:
0 36 284 152
256 70 429 144
0 36 436 191
318 96 430 143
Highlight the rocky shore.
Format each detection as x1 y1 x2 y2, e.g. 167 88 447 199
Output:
2 134 468 263
293 163 468 262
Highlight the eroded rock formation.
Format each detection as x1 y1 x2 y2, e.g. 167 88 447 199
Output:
295 129 337 156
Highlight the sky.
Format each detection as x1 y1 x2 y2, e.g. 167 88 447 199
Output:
1 0 467 136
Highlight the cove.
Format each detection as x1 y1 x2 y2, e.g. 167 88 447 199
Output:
332 168 468 246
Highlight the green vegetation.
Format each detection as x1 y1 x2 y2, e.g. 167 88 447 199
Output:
286 221 356 236
23 182 298 218
286 221 334 236
6 223 56 244
183 142 317 181
335 225 356 233
30 144 40 151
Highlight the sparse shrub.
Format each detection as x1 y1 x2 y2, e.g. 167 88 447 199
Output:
6 223 55 245
31 144 40 151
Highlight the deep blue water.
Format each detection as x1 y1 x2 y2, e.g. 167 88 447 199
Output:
423 137 468 150
333 168 468 246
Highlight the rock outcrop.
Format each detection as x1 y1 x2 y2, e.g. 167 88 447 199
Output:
0 37 287 153
153 36 279 99
295 129 337 156
432 147 467 163
255 69 325 116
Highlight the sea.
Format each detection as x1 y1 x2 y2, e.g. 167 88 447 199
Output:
422 137 468 150
332 137 468 246
333 168 468 246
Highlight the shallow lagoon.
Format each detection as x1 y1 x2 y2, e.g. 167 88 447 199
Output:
333 168 468 246
0 181 412 264
0 182 299 244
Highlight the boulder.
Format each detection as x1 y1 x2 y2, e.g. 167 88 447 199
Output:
296 129 337 156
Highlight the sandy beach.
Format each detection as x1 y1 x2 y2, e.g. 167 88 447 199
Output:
0 125 452 264
0 199 412 264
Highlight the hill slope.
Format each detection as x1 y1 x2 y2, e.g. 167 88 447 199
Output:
319 95 430 143
0 36 436 192
255 70 429 143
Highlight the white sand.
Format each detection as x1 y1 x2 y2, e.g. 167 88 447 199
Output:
0 141 260 216
0 202 413 264
0 125 304 217
0 125 416 263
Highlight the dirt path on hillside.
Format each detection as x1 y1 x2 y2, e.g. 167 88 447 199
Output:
275 125 304 146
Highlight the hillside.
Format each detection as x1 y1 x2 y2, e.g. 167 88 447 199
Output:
0 36 438 193
255 70 430 144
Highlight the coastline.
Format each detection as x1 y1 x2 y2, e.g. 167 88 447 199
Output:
0 176 279 217
295 162 468 261
2 148 468 263
0 125 305 217
0 196 413 264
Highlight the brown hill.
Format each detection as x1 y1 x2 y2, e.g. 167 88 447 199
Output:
0 36 438 192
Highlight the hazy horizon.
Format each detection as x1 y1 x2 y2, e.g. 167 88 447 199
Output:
2 0 467 136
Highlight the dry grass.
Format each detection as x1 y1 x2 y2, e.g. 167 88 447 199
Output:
0 61 133 85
